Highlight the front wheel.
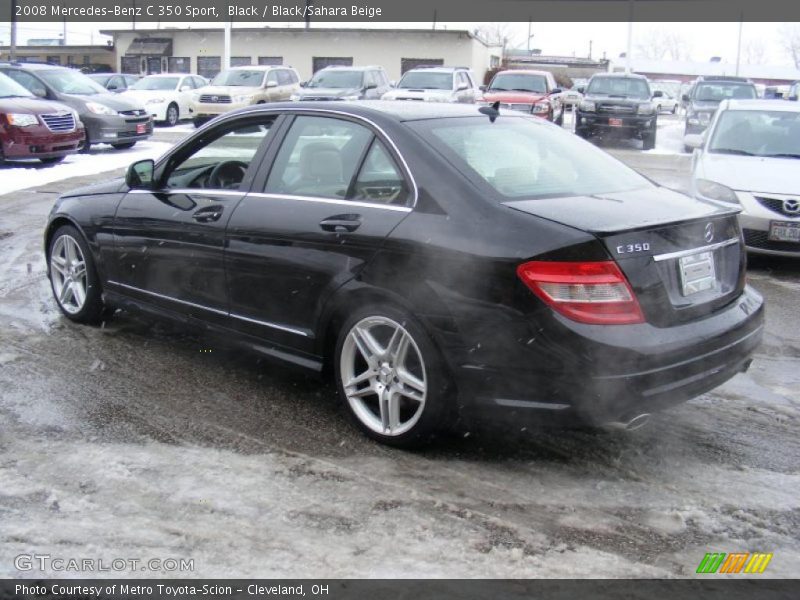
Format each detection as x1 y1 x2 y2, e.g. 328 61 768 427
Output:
555 110 564 126
40 156 65 165
334 304 451 447
643 131 657 150
164 103 179 127
48 225 106 324
671 105 677 114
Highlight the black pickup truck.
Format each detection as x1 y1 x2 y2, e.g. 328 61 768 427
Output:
575 72 658 150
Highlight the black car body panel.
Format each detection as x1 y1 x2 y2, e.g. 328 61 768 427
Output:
45 102 764 427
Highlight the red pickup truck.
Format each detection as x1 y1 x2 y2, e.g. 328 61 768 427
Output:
480 69 564 124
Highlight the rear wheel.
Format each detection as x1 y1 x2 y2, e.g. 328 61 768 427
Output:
165 103 179 127
40 156 65 165
193 117 208 128
334 304 451 448
555 110 564 126
111 142 136 150
47 225 106 324
671 105 677 114
576 127 590 139
643 130 657 150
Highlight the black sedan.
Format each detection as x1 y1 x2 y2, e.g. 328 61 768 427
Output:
44 102 764 447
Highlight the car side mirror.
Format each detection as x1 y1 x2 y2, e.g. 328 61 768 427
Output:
365 83 377 90
479 84 487 92
126 159 155 189
790 95 798 101
576 87 584 94
299 81 307 87
180 85 192 92
684 133 704 150
682 94 690 102
107 84 118 91
389 80 396 88
653 91 663 98
32 87 48 98
266 80 278 88
456 82 469 91
550 88 562 95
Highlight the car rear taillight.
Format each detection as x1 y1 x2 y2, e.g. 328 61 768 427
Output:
516 260 645 325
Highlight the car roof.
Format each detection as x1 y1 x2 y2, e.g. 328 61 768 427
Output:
404 66 469 73
139 73 190 77
235 100 528 123
721 99 800 112
0 61 69 71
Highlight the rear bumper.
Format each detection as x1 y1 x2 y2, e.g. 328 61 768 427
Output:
1 124 84 159
446 285 764 426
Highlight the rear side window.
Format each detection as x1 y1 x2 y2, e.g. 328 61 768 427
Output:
351 140 410 205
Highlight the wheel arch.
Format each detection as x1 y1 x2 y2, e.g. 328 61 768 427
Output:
44 216 107 284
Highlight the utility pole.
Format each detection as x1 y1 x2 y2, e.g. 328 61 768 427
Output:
527 18 531 53
735 18 744 76
10 0 17 62
589 39 593 59
625 0 634 74
223 21 231 69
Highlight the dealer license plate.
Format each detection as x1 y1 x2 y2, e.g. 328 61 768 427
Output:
679 251 716 296
769 221 800 242
609 117 624 127
136 123 147 134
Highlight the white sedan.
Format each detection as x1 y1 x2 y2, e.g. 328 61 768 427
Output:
121 74 207 127
687 99 800 257
652 91 679 114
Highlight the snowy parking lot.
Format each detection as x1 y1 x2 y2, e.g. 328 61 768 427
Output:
1 122 799 578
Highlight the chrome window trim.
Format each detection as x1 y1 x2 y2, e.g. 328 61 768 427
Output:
652 237 739 262
247 192 412 212
107 280 309 337
128 189 247 198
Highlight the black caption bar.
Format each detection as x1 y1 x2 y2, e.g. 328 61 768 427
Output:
1 580 798 600
3 0 800 23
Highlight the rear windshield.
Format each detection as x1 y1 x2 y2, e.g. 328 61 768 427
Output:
488 73 548 94
397 71 452 90
0 72 34 98
411 116 651 199
212 70 265 87
587 77 650 99
693 82 757 102
308 70 363 89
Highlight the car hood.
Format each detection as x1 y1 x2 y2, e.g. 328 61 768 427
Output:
198 85 261 96
481 91 547 103
504 185 736 233
67 92 146 111
698 153 800 195
297 87 361 98
0 96 71 114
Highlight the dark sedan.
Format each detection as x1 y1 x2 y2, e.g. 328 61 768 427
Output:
44 102 764 447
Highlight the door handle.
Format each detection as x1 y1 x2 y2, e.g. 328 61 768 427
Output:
319 214 362 233
192 206 224 223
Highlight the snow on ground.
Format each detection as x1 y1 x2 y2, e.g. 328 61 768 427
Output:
0 141 173 197
562 109 687 155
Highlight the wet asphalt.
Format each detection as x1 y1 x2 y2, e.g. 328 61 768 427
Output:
0 125 798 578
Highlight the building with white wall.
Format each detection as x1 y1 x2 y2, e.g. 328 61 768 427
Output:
99 27 502 83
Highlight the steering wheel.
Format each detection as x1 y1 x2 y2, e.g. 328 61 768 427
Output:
208 160 248 189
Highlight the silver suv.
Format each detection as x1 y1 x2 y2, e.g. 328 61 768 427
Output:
381 66 479 103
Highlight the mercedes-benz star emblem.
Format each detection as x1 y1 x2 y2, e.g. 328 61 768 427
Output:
784 199 800 215
704 222 715 243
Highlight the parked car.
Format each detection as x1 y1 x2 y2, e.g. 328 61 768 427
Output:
0 71 84 164
789 81 799 101
556 87 584 108
0 62 152 151
575 73 658 150
88 73 140 94
190 65 301 127
479 69 564 125
45 102 763 447
381 66 479 103
683 76 758 150
687 99 800 257
122 73 207 127
652 90 678 114
290 65 391 101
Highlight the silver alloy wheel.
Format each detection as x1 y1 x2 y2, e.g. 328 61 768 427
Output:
341 316 427 436
50 235 88 315
167 105 178 126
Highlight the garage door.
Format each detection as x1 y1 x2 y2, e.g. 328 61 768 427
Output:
401 58 444 74
312 57 353 73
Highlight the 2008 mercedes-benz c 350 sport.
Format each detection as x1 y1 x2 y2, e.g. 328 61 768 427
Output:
44 102 764 447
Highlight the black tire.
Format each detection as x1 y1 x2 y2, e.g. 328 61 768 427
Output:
165 103 179 127
333 303 452 448
47 224 106 324
555 110 564 126
39 156 65 165
576 127 590 139
671 105 677 114
80 131 91 153
643 131 657 151
655 104 662 114
193 117 208 128
111 142 136 150
684 145 694 154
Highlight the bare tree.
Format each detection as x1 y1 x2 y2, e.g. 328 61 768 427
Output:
779 24 800 68
473 23 518 48
635 28 692 61
742 39 767 65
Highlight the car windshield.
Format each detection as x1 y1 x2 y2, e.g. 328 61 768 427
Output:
131 77 180 91
587 77 650 99
88 74 111 86
212 70 265 87
709 110 800 158
38 69 107 95
0 72 35 98
398 71 452 90
413 116 651 199
694 82 757 103
489 73 548 93
308 70 363 89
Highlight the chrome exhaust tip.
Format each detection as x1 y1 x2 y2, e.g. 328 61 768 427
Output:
604 413 651 432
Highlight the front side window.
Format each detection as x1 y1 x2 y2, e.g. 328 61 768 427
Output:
587 77 650 99
165 119 274 191
709 110 800 158
266 116 375 200
413 116 651 199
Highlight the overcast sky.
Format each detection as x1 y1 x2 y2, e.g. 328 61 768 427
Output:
0 21 796 68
